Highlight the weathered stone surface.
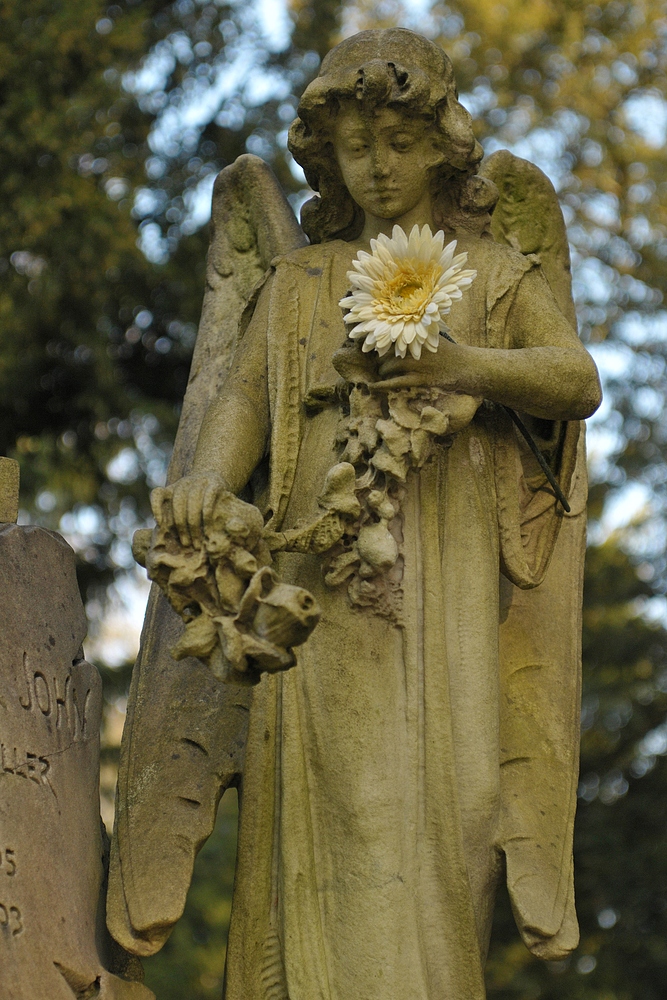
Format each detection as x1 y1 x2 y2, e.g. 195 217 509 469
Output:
0 524 153 999
0 457 19 524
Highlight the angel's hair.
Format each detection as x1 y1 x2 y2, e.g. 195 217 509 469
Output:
288 28 498 244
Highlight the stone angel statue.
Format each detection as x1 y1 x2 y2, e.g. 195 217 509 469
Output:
108 28 601 999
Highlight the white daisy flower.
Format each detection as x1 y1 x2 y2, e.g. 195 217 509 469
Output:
339 223 477 360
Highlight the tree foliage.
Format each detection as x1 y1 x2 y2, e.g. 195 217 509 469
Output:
1 0 206 612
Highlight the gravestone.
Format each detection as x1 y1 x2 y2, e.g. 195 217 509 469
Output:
0 458 153 999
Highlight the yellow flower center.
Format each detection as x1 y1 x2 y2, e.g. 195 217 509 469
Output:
375 261 440 319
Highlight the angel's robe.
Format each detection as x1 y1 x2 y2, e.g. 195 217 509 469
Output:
223 234 586 1000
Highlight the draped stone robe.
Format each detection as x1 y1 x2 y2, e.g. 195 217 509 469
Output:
223 235 584 1000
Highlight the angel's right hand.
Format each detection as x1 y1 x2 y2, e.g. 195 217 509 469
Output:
150 473 230 548
332 340 379 385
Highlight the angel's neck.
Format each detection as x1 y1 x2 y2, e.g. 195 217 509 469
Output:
359 193 437 243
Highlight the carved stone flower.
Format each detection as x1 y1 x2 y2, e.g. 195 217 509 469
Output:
339 224 476 360
134 492 321 684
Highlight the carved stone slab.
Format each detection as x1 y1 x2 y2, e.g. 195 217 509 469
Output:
0 524 153 999
0 457 19 524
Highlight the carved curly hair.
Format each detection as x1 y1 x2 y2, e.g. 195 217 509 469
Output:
288 28 497 244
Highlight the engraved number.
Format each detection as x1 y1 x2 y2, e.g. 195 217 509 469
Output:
0 903 23 936
0 849 16 876
9 907 22 936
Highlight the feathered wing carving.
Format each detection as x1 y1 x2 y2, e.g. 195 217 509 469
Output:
481 150 586 958
107 155 306 956
482 149 576 327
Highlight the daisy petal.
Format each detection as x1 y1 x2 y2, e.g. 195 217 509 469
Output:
351 274 376 293
390 320 405 342
390 226 408 256
415 321 429 343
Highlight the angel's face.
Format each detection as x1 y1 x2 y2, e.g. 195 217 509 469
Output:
332 102 442 236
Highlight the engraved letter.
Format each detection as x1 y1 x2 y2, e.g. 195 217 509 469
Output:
34 672 51 716
54 670 70 731
38 756 54 794
1 745 15 775
14 752 28 780
26 753 41 786
18 653 32 711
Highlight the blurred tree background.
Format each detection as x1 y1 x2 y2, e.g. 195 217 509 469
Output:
3 0 667 996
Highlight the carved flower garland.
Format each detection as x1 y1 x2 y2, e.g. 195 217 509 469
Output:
320 224 480 618
339 224 476 360
133 492 321 685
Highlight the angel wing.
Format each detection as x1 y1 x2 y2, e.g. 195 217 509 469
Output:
481 150 587 958
107 155 306 956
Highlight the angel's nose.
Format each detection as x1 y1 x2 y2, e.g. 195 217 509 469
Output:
370 149 390 178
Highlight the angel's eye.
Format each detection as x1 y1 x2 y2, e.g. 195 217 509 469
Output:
391 136 415 152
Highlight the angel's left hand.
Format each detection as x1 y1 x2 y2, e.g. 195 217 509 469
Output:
372 337 470 393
